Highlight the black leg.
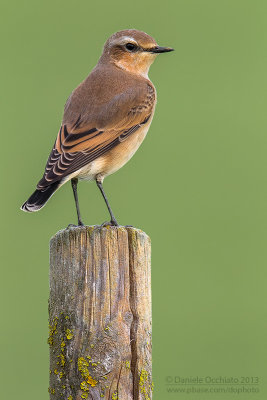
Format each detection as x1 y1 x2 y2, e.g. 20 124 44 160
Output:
96 178 119 226
71 178 84 226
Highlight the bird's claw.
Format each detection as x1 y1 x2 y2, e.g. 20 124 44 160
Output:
67 222 84 228
101 219 119 227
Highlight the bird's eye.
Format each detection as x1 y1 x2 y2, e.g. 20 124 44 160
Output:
125 43 138 52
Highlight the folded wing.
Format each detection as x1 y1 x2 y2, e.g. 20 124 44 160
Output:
37 83 155 189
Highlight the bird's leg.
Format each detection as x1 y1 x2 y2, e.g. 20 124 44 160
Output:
96 175 119 226
71 178 84 226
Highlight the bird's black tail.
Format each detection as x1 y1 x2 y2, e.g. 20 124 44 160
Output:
21 182 60 212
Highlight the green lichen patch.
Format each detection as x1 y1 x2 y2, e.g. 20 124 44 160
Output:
112 391 118 399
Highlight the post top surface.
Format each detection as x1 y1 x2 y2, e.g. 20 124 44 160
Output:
50 225 150 243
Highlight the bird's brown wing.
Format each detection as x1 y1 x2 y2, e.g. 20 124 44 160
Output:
37 83 155 189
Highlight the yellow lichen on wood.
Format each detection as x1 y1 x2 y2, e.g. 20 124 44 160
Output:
48 318 58 347
65 329 73 340
80 381 90 391
87 375 98 387
78 357 89 378
57 353 65 367
139 369 151 400
78 357 98 387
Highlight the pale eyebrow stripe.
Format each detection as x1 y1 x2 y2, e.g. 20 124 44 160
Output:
110 36 138 46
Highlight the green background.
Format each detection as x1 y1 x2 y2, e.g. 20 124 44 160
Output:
1 0 267 398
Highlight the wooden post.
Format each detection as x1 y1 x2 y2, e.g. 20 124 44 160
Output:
48 225 152 400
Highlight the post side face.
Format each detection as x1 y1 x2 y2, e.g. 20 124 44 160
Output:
48 226 152 400
127 227 153 399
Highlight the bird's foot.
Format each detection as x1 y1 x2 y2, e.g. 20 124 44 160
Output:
101 218 119 227
111 218 119 226
67 224 76 229
67 221 85 228
125 225 133 228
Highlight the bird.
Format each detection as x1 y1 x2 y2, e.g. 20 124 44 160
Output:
21 29 174 226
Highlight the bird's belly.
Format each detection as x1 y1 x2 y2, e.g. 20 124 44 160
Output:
76 122 151 181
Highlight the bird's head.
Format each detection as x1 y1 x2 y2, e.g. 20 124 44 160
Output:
100 29 174 77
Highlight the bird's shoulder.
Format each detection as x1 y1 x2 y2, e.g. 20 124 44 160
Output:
63 64 156 130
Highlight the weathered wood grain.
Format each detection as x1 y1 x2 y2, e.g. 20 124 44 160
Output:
49 225 152 400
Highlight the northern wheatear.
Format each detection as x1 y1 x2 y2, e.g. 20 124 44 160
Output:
21 29 173 225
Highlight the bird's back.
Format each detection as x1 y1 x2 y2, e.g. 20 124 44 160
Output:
63 63 155 130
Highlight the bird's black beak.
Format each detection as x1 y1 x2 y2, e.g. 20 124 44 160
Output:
148 46 174 54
